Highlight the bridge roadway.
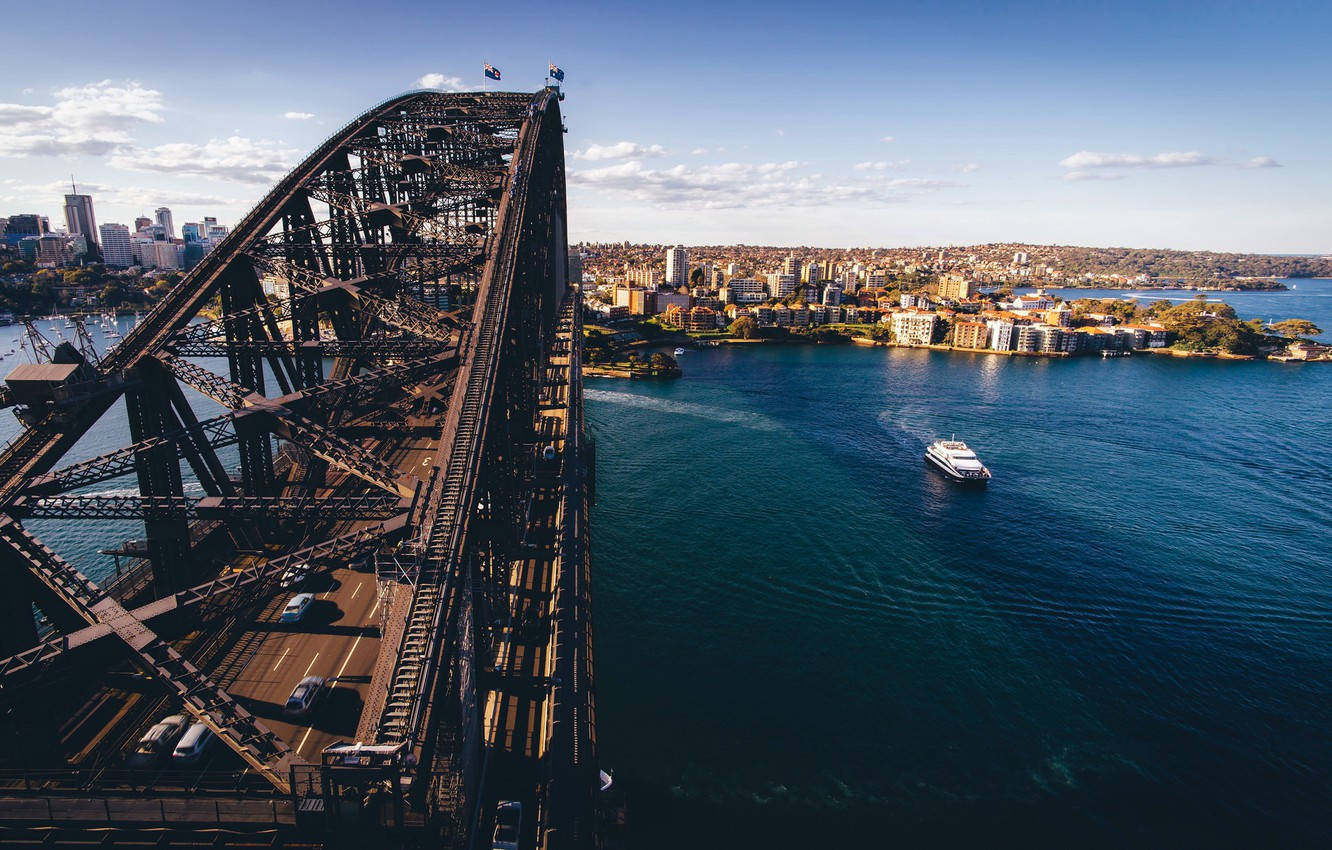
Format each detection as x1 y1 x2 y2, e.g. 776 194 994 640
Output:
46 413 443 776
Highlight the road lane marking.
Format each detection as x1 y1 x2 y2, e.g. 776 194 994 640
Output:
271 646 292 672
301 652 320 677
350 582 361 601
296 723 316 756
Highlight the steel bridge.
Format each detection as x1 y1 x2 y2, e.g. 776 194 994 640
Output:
0 89 602 849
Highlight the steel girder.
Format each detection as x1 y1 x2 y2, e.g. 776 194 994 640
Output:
0 90 564 797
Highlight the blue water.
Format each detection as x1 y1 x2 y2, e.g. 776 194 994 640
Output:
587 323 1332 846
0 289 1329 845
0 315 234 584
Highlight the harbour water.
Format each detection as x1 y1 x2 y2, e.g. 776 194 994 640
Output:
0 284 1328 845
587 296 1332 847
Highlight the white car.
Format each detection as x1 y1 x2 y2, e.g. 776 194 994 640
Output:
284 676 328 716
491 800 522 850
131 713 190 764
279 593 315 624
171 722 214 764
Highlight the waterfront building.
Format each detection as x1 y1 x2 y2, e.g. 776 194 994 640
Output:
98 223 133 268
821 284 842 306
663 304 718 332
986 318 1017 351
1045 302 1073 327
1015 324 1047 352
1123 325 1168 347
900 292 931 309
665 245 689 289
782 254 801 279
892 311 939 345
805 263 821 285
953 321 989 349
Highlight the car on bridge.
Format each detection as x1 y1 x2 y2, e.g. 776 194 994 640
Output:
171 722 214 764
129 713 190 765
280 562 311 588
280 592 315 623
491 800 522 850
284 675 329 716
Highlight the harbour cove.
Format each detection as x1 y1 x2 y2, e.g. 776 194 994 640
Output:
587 337 1332 848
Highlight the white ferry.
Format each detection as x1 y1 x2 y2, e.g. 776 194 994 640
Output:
925 437 991 484
673 347 686 356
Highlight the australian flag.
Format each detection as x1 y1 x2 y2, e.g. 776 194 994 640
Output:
484 63 501 81
548 63 565 82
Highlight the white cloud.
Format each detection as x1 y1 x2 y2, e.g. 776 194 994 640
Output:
284 111 315 120
0 80 164 157
691 147 708 155
1243 156 1281 169
880 135 895 143
569 159 955 210
854 160 909 171
1062 170 1126 182
775 128 785 136
1058 150 1212 170
572 141 667 161
110 136 301 184
0 179 233 210
415 73 466 92
958 162 981 173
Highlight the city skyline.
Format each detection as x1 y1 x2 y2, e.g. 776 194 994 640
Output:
1 0 1329 253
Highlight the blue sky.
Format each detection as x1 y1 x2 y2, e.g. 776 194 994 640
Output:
2 0 1328 252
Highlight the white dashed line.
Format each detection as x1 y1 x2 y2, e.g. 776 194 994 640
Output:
271 646 292 672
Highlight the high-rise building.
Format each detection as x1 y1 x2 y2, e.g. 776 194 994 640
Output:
154 207 174 239
64 187 98 247
665 245 688 289
782 254 800 278
203 216 218 235
182 223 200 243
766 272 796 299
98 223 134 268
2 214 46 246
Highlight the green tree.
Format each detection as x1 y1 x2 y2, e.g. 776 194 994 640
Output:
729 316 758 339
1269 318 1323 339
101 282 127 308
689 266 704 288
